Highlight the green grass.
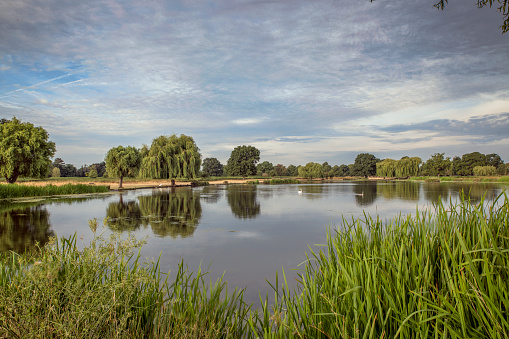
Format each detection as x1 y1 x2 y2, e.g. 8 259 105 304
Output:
0 183 110 199
0 222 252 338
1 192 508 338
498 176 509 183
254 192 509 338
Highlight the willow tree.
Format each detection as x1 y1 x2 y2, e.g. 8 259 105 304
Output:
376 159 397 177
139 134 201 179
395 157 421 177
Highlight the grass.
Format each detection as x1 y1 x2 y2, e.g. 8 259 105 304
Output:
1 192 508 338
0 221 252 338
0 183 110 199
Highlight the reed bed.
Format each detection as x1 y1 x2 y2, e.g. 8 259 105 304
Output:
0 221 252 338
0 183 110 199
253 192 509 338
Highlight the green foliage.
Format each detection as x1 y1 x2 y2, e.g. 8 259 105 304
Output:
0 117 56 184
105 145 141 188
298 162 323 179
139 135 202 180
473 165 497 176
201 157 224 177
0 227 252 338
352 153 379 177
0 183 110 199
434 0 509 33
254 192 509 338
421 153 451 176
86 168 98 178
256 161 274 176
225 145 260 177
376 158 397 177
335 164 350 177
395 156 421 177
51 167 61 178
273 164 287 176
322 162 332 178
285 164 298 176
453 151 488 176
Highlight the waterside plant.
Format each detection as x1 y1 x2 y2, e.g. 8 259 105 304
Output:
0 183 110 199
1 192 508 338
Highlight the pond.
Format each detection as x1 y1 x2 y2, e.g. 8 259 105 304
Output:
1 180 507 304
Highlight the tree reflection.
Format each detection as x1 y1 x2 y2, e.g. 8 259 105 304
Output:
226 185 260 219
353 182 378 207
0 205 54 253
377 182 420 201
138 188 202 238
299 185 324 200
105 194 142 231
424 182 501 204
199 186 223 204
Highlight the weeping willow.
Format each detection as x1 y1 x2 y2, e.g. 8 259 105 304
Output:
139 135 201 179
376 158 397 177
395 156 421 177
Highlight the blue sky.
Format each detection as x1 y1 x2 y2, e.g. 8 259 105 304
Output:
1 0 508 167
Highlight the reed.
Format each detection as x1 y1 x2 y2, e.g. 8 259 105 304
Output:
0 221 253 338
0 183 110 199
263 178 300 185
254 192 509 338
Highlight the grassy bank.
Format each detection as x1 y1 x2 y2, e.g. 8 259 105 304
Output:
1 193 508 338
0 183 110 199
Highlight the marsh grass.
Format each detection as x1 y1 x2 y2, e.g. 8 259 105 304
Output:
0 220 252 338
263 178 300 185
253 192 509 338
0 183 110 199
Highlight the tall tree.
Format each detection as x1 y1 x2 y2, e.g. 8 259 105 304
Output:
139 134 201 179
352 153 379 178
422 153 451 176
105 145 141 188
0 117 56 184
201 157 224 177
225 145 260 177
395 157 421 177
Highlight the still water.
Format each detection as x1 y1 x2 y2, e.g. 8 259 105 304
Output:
1 181 506 303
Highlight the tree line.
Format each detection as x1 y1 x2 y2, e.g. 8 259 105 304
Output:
1 118 507 186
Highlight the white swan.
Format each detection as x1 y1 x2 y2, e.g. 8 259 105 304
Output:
354 191 364 196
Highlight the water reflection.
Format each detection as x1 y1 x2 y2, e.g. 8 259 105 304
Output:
377 181 420 201
226 185 261 219
299 184 324 200
353 182 378 207
423 182 501 203
105 188 202 238
199 186 223 204
106 195 143 231
0 205 54 253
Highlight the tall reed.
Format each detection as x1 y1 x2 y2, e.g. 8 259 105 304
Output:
0 221 253 338
253 192 509 338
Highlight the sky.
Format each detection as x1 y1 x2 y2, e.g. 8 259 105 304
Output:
1 0 508 167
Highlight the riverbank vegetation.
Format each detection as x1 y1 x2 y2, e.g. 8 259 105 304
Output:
1 193 508 338
0 183 110 199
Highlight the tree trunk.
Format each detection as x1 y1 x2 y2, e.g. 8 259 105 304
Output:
119 176 123 188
